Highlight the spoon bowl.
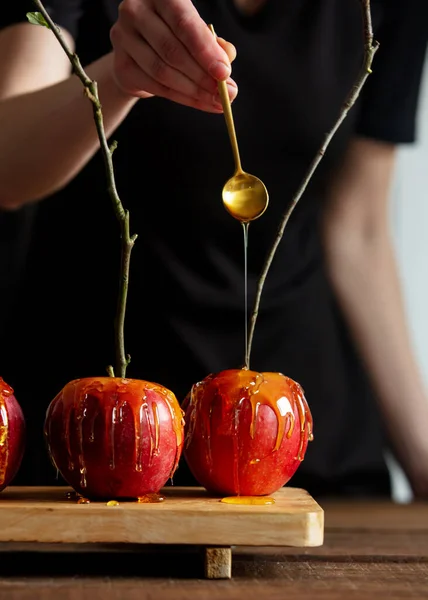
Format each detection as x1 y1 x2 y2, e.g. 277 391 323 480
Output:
222 172 269 222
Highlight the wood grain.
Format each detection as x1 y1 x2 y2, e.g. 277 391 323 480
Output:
0 486 323 548
322 499 428 530
0 561 427 600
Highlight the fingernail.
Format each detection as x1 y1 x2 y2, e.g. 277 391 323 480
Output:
209 60 231 80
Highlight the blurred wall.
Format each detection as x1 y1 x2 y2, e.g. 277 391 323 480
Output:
389 51 428 502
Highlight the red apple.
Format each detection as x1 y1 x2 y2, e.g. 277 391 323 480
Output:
0 377 26 492
44 377 184 499
183 369 313 496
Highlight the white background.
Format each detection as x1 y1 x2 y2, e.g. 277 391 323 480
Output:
389 53 428 501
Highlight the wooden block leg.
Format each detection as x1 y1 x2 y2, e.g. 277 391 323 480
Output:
204 546 232 579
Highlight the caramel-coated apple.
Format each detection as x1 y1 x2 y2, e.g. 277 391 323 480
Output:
44 377 184 499
183 369 313 496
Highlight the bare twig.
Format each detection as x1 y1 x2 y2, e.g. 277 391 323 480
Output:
31 1 137 379
245 0 379 369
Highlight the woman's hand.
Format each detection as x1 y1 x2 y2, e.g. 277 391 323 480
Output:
110 0 238 112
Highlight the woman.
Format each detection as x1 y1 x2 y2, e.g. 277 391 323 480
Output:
0 0 427 498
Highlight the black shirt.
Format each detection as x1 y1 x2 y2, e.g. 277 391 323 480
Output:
1 0 427 497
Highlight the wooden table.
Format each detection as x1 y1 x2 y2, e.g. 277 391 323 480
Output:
0 494 427 599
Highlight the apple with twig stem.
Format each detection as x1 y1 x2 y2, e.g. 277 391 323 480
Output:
183 369 312 496
183 0 379 497
27 2 184 500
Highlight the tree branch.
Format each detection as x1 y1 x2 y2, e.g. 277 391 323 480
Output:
245 0 379 369
30 1 137 379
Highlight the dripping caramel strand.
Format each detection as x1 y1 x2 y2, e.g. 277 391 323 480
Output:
286 411 296 439
152 403 160 457
245 374 295 451
291 382 313 461
108 396 119 471
232 401 241 495
184 383 199 449
63 383 76 471
135 402 146 472
76 395 87 488
147 383 184 451
141 402 153 467
247 372 264 438
201 384 216 471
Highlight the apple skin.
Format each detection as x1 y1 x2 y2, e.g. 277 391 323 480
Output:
183 369 313 496
0 377 26 493
44 377 184 499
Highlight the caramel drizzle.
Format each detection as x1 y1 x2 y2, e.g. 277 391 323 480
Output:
245 374 293 451
248 373 264 439
152 403 160 459
290 381 313 461
137 493 165 503
108 393 119 470
136 401 149 472
76 394 87 488
136 399 160 470
286 411 296 439
184 383 198 450
88 413 96 443
232 400 242 495
63 383 76 471
221 496 275 506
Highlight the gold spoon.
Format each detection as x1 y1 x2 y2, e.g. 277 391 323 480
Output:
209 24 269 223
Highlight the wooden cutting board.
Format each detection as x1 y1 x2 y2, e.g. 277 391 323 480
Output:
0 486 323 547
0 486 323 578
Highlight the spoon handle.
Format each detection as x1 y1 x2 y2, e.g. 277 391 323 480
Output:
208 24 243 175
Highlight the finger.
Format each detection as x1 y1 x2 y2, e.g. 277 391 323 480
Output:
217 37 237 64
116 26 224 107
132 9 219 96
113 48 226 113
157 0 232 80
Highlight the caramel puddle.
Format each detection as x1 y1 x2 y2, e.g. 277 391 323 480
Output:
220 496 275 506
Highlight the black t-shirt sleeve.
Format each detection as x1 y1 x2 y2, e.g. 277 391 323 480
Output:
355 0 428 144
0 0 84 39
